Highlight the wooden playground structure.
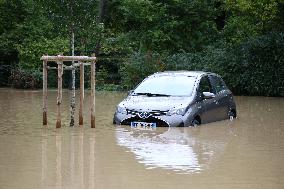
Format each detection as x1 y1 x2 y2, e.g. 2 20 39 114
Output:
41 55 96 128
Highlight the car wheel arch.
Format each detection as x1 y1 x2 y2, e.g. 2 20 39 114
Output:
229 109 237 118
189 115 201 127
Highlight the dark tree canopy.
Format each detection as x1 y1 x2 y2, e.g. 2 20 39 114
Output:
0 0 283 96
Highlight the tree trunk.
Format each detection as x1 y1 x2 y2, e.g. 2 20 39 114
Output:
70 30 76 127
98 0 107 23
95 0 107 54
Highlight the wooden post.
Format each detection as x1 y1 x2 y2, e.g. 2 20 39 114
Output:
43 60 48 125
79 62 84 126
90 59 96 128
56 62 63 128
70 36 76 127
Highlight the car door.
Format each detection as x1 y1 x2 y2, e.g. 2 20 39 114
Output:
196 75 219 123
209 75 231 119
208 75 230 121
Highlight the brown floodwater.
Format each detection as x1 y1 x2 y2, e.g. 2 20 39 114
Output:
0 88 283 189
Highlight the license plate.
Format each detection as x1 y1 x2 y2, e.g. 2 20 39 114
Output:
131 121 157 129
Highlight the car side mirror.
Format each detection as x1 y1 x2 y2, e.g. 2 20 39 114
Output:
202 92 215 99
128 90 134 95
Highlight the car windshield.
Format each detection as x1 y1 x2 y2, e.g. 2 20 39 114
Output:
133 75 196 96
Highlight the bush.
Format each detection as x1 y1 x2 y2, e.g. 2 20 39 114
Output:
0 65 13 87
17 37 69 70
96 84 123 91
119 33 284 96
9 68 42 89
231 32 284 96
119 52 166 89
96 66 108 85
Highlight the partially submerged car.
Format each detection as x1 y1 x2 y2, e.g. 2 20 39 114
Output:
113 71 236 127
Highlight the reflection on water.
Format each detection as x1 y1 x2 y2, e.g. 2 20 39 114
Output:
0 89 284 189
56 130 62 189
116 125 234 174
39 128 96 189
41 129 47 188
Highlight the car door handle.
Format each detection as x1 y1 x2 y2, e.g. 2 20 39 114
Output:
214 100 219 104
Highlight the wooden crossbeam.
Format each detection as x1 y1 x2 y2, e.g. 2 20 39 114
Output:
47 66 77 70
74 62 92 66
41 55 96 62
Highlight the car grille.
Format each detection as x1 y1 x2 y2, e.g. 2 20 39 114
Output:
126 109 168 116
121 116 169 127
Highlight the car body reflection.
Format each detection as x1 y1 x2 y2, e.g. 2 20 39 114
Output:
116 125 234 174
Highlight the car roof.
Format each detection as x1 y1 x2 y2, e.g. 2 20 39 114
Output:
150 71 215 78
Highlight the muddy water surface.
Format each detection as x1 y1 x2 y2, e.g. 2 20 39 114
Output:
0 88 283 189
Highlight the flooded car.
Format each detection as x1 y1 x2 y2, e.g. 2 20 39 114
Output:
113 71 236 127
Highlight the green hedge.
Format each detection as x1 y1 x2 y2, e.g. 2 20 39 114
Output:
4 33 284 96
120 33 284 96
9 68 42 89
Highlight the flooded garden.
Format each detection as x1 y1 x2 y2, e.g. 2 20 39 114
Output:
1 0 284 188
0 88 283 189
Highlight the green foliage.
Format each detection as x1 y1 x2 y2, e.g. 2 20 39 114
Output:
0 0 69 70
0 0 30 53
18 37 69 70
120 33 284 96
40 0 101 53
101 32 134 55
222 0 281 44
0 65 13 87
230 32 284 96
0 0 283 96
108 0 218 52
96 66 108 85
9 68 42 89
96 84 123 91
120 52 166 89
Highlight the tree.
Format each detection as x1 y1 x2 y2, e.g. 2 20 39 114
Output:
41 0 101 54
0 0 30 59
105 0 219 52
0 0 69 69
222 0 282 44
40 0 101 126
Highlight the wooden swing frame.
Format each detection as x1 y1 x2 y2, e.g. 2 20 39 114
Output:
41 55 96 128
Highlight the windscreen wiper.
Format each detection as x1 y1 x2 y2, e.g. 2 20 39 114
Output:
133 93 170 97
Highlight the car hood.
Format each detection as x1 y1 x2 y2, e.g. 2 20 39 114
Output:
119 95 194 111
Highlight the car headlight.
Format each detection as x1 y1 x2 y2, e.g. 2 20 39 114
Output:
167 107 187 116
116 105 127 114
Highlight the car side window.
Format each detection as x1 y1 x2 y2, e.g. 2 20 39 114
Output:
210 75 227 93
199 76 211 93
197 76 213 101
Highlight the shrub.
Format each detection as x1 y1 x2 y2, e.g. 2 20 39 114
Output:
232 32 284 96
17 37 69 70
9 68 42 89
119 33 284 96
0 65 13 87
119 52 166 89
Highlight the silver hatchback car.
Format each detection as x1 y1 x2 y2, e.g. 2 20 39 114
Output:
113 71 236 127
